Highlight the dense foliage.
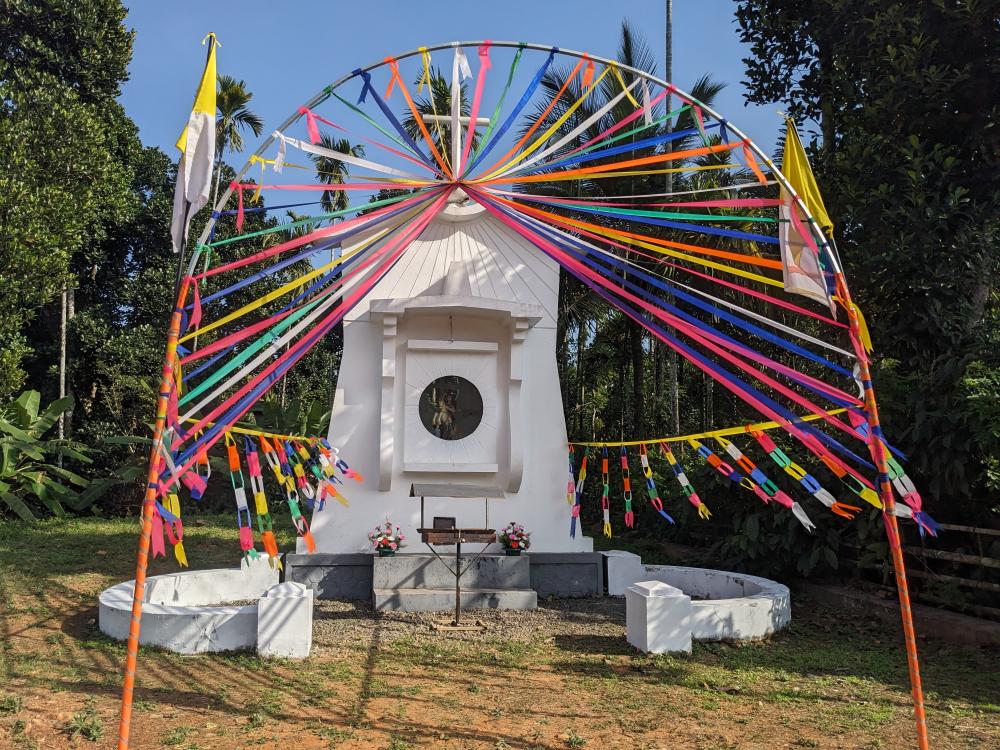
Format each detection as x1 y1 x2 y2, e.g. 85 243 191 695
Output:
736 0 1000 524
0 0 135 393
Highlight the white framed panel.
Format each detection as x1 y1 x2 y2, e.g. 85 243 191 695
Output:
402 341 501 473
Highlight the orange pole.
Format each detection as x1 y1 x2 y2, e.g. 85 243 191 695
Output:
116 281 188 750
835 273 929 750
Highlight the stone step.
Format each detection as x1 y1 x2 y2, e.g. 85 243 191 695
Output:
373 586 537 613
372 553 530 590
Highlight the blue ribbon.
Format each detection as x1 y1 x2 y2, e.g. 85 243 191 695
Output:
466 49 557 176
354 68 439 174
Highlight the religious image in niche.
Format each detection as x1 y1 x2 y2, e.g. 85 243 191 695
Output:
419 376 484 441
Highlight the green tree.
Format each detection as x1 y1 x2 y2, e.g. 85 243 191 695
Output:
0 0 135 393
312 134 365 215
212 74 264 208
736 0 1000 520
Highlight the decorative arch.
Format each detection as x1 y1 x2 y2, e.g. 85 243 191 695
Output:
118 42 930 749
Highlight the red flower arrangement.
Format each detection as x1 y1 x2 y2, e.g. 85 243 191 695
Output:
498 521 530 551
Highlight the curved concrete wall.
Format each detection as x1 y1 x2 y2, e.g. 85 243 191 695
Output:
99 556 279 654
643 564 791 641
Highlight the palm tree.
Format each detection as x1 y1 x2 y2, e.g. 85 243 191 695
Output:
311 134 365 215
213 75 264 209
516 22 728 437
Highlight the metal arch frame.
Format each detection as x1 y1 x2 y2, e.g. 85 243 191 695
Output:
174 41 928 749
190 40 842 280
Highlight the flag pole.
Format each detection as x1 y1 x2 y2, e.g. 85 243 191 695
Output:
833 269 930 750
117 33 217 749
115 264 192 750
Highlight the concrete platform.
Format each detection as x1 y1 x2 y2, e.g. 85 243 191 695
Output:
604 552 791 642
373 586 537 612
373 553 529 590
371 553 536 613
99 555 281 654
284 551 604 600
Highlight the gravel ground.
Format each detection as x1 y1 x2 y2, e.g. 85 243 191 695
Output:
312 596 629 647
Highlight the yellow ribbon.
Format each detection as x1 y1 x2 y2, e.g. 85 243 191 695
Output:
610 61 640 108
179 214 406 344
182 417 314 442
416 47 450 172
835 296 873 353
483 64 612 180
569 408 847 447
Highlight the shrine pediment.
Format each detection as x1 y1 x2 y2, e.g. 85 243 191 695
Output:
369 294 543 328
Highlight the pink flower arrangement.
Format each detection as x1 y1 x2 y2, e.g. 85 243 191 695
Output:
368 520 406 551
499 521 530 551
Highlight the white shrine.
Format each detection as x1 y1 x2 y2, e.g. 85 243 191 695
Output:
309 184 593 555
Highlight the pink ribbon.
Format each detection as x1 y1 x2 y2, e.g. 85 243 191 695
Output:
459 42 492 177
160 192 451 496
234 182 245 231
150 512 165 558
239 525 255 553
185 276 201 331
198 187 445 280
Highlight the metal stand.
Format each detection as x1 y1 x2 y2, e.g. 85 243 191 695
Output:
410 484 503 632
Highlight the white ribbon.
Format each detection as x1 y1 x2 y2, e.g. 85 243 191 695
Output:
233 485 249 511
273 136 286 173
504 78 640 176
791 502 816 532
451 48 472 169
272 131 426 181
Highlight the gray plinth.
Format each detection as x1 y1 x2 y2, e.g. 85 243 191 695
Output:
373 553 530 590
282 551 604 602
283 553 373 600
371 553 536 613
528 552 604 597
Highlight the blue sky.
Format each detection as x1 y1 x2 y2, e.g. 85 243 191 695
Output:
119 0 781 163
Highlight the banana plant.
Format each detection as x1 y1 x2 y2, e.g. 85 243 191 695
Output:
252 396 331 437
0 390 101 520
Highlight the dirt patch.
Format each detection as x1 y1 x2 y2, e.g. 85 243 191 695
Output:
1 516 998 749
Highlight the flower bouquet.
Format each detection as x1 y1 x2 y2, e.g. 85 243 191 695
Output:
498 522 530 555
369 520 406 556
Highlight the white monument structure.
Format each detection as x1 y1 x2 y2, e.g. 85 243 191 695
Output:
310 179 593 554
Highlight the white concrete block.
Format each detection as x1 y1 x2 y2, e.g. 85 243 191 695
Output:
625 580 692 654
98 556 280 654
602 550 645 596
643 564 791 641
257 581 313 659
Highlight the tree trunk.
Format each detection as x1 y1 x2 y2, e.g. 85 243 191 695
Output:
58 286 67 449
210 136 226 212
65 285 75 437
630 325 644 434
575 320 586 436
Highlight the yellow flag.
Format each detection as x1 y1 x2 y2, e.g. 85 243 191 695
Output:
171 33 218 253
781 118 832 233
778 119 833 308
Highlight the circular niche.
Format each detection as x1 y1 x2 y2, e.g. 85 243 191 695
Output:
418 376 483 441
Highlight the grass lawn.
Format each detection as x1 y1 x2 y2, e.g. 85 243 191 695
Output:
0 514 997 749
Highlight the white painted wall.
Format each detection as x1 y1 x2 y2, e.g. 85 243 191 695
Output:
312 198 592 554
